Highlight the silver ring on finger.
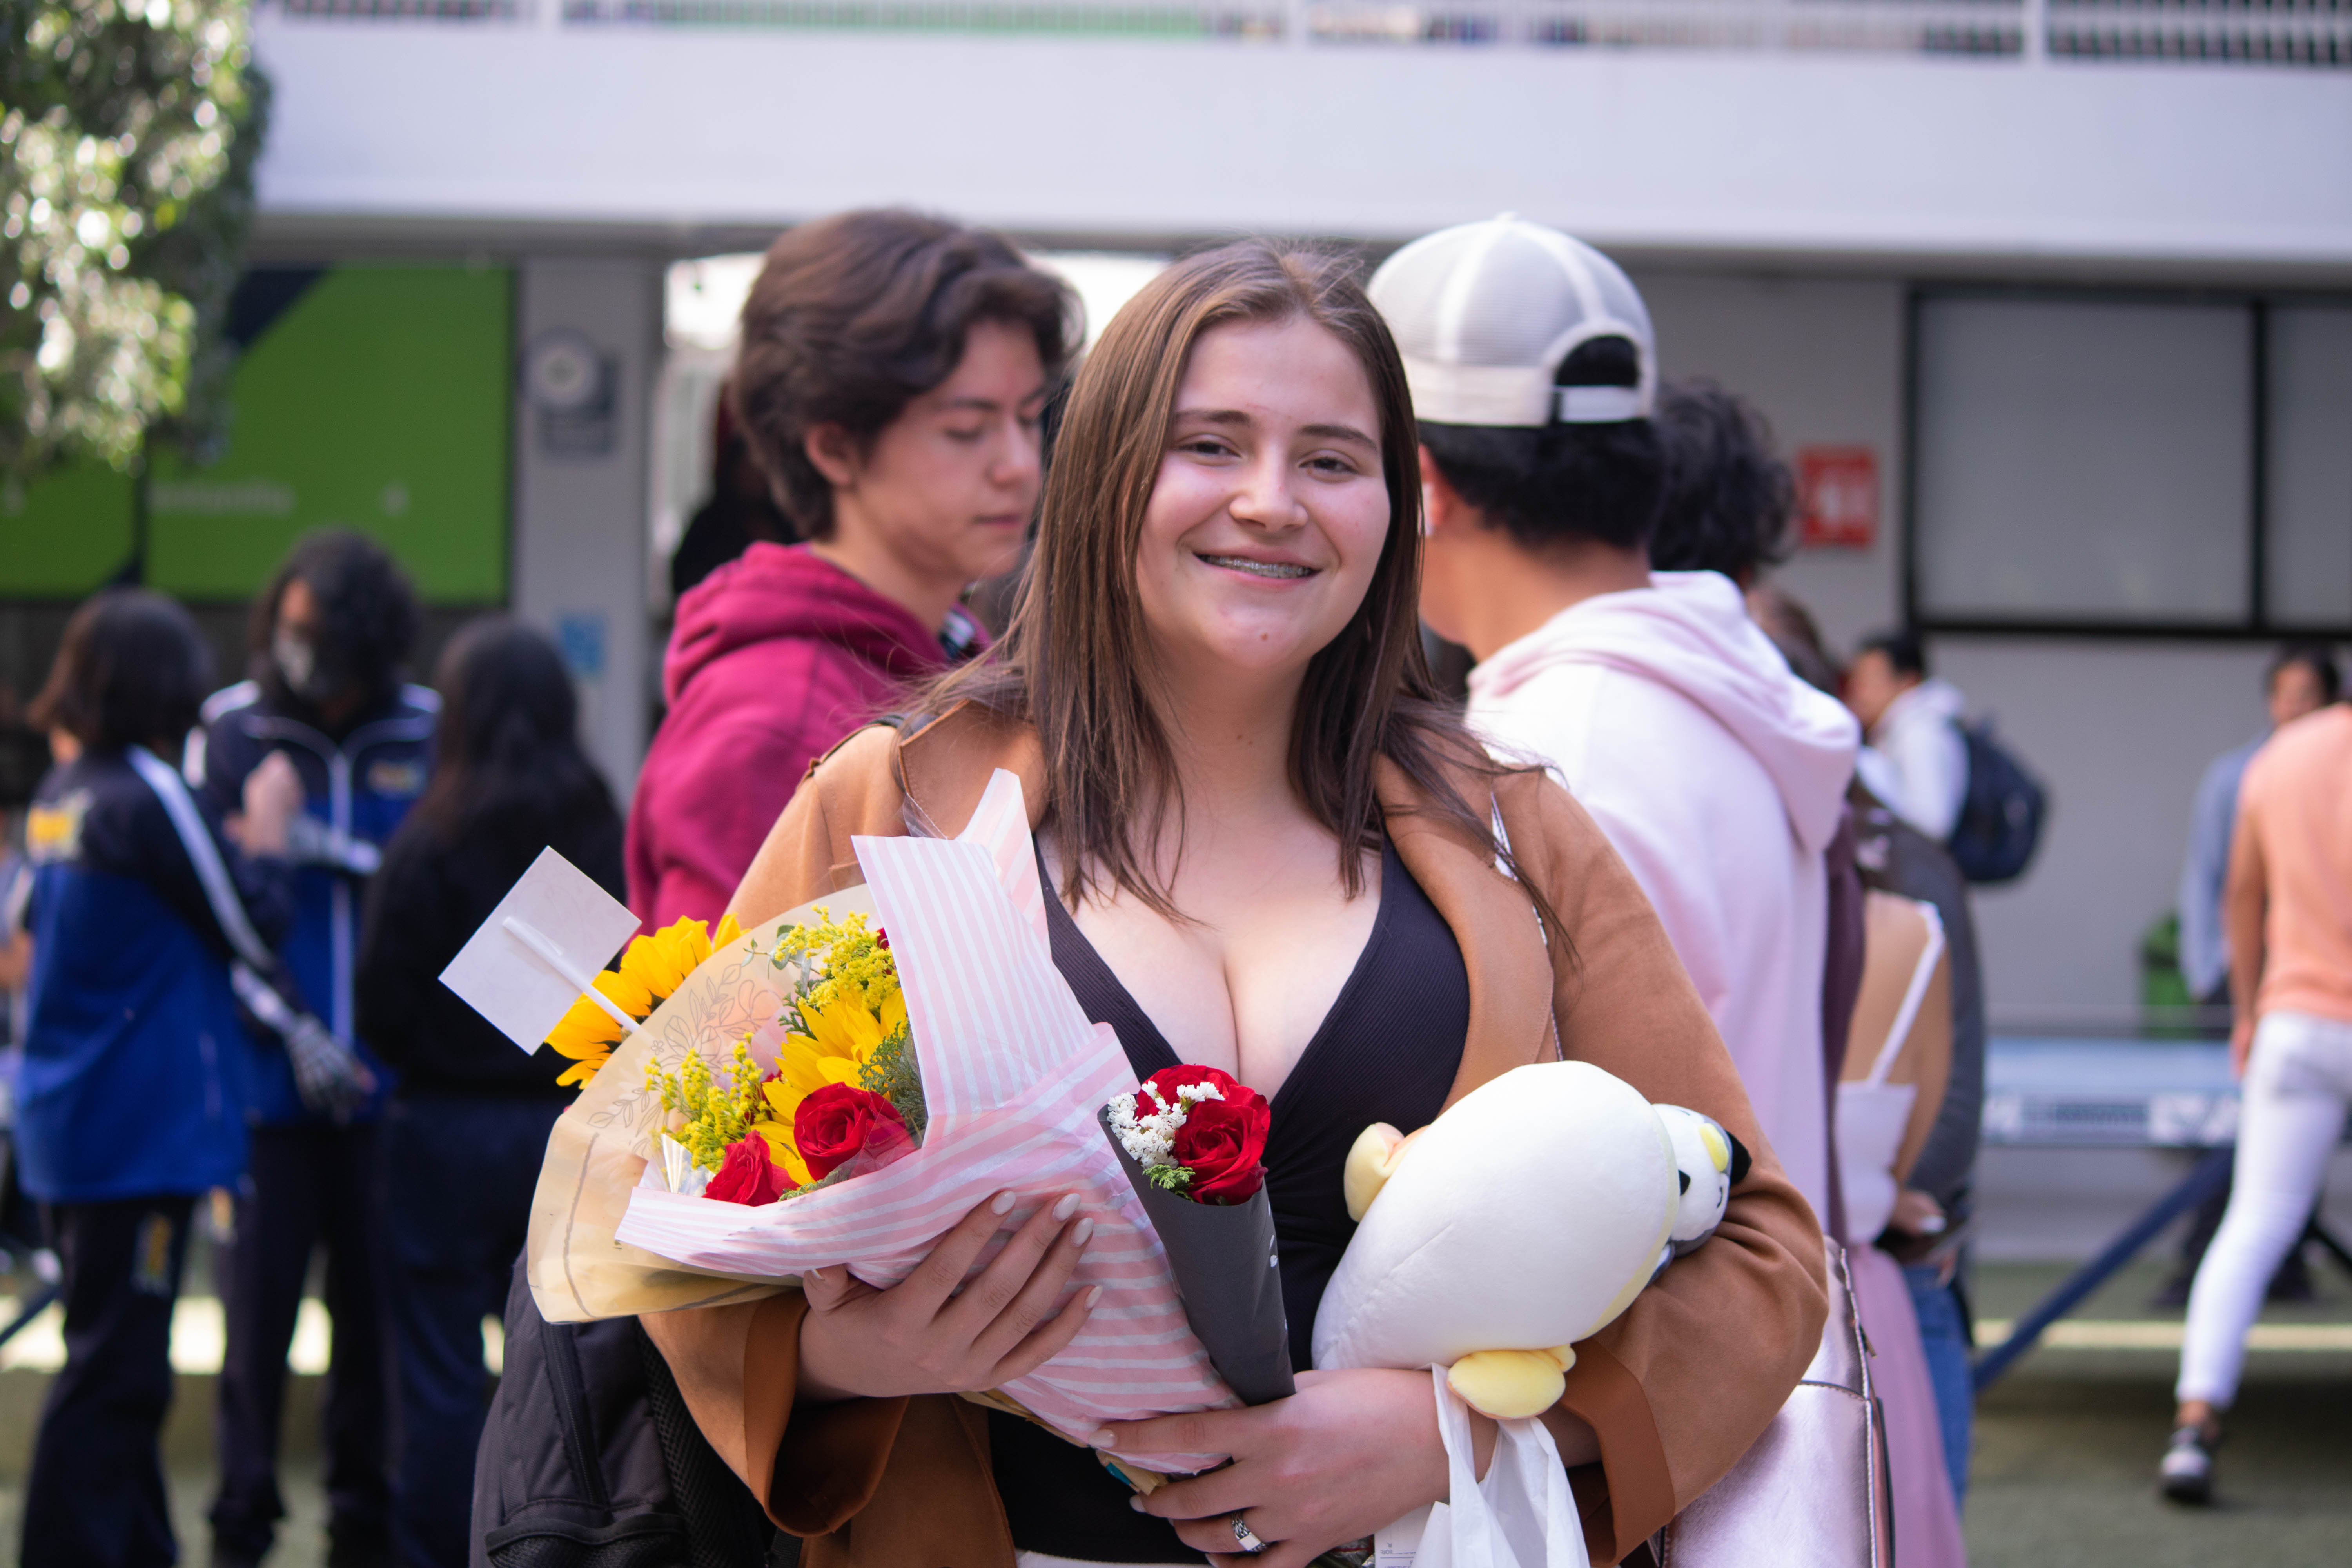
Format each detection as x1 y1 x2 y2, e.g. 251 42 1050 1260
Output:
1229 1513 1270 1556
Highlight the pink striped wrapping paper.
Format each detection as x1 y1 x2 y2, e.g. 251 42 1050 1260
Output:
611 770 1236 1470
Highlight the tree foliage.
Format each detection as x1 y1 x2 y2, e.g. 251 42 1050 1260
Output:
2 0 268 483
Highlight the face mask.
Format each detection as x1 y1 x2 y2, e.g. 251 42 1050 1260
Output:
273 627 335 704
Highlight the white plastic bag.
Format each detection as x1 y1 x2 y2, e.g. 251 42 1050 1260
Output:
1392 1367 1590 1568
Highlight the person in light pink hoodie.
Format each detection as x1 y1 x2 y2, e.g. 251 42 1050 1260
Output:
1368 218 1860 1221
1372 219 1993 1568
629 212 1077 929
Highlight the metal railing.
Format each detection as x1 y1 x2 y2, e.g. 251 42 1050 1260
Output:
261 0 2352 65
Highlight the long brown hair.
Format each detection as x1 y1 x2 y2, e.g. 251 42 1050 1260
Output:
932 240 1533 921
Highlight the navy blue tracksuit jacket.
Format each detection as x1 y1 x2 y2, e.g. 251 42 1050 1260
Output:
16 746 294 1201
191 680 439 1125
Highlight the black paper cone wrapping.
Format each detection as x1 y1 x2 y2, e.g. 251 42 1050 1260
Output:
1097 1102 1295 1407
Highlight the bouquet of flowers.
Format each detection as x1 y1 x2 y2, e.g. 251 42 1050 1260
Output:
515 769 1239 1472
632 910 924 1205
1100 1067 1294 1405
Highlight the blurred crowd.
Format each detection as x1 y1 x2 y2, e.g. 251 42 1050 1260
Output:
0 209 2342 1568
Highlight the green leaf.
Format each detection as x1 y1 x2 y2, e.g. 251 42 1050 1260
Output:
856 1021 928 1145
3 0 271 482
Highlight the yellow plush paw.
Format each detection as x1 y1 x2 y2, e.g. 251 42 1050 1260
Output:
1342 1123 1423 1221
1447 1347 1578 1419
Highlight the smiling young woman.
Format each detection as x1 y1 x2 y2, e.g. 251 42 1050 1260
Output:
640 242 1827 1568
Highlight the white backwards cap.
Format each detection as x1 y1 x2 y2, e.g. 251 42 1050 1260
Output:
1369 214 1656 427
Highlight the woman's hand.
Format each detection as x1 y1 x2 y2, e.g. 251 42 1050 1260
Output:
237 752 304 857
1098 1368 1493 1568
1889 1188 1946 1238
795 1190 1099 1404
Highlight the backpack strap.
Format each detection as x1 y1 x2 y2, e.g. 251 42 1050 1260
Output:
637 1323 784 1568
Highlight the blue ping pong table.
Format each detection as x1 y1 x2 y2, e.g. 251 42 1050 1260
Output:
1972 1035 2351 1389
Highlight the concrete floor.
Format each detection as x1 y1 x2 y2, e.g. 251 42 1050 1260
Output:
3 1259 2349 1568
0 1373 332 1568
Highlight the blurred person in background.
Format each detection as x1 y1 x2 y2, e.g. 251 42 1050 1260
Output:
1 690 49 1077
1833 889 1967 1568
14 590 301 1568
1845 629 1969 843
2177 644 2339 1008
628 210 1077 929
1650 376 1795 590
2157 642 2338 1308
1390 217 1858 1219
195 530 435 1568
1753 582 1988 1509
356 616 626 1568
1748 584 1844 695
2161 679 2352 1504
1651 378 1865 1228
1851 797 1985 1507
668 398 798 599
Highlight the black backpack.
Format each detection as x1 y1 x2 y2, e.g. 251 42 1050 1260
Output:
1945 719 2045 886
472 1259 795 1568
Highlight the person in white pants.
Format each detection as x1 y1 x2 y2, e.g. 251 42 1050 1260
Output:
2163 698 2352 1503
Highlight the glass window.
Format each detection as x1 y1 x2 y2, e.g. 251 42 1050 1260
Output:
2267 305 2352 627
1915 296 2252 624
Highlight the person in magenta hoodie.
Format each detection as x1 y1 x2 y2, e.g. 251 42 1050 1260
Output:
630 211 1078 929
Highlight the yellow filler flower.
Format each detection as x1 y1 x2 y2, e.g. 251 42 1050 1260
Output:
544 913 745 1087
753 911 908 1183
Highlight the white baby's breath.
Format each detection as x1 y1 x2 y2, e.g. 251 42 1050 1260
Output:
1109 1078 1225 1170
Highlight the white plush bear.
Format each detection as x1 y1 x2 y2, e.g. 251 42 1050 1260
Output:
1313 1060 1745 1421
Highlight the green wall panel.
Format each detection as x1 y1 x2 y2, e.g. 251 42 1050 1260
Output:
0 466 136 593
148 265 512 602
0 264 513 603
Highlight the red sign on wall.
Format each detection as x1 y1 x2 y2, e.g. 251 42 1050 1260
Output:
1796 446 1879 550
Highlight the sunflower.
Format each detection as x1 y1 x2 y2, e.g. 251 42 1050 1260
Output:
757 987 907 1163
544 913 746 1087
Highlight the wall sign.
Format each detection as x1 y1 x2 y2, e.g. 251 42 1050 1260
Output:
1797 445 1879 550
526 328 617 458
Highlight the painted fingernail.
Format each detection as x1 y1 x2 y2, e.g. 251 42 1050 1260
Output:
992 1190 1016 1215
1053 1192 1081 1221
1089 1428 1116 1448
1085 1285 1103 1307
1072 1218 1095 1247
1128 1496 1145 1512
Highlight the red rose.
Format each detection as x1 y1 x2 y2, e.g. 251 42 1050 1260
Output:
1142 1065 1262 1120
1169 1089 1270 1205
794 1083 911 1181
706 1136 790 1206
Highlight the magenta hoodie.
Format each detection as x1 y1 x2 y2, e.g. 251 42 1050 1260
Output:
627 543 979 930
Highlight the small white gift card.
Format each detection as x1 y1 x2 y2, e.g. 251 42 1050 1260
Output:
439 847 644 1054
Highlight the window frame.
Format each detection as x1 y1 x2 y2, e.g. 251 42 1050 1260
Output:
1902 282 2352 641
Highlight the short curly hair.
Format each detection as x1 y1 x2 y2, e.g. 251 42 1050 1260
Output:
1650 378 1795 584
729 210 1079 540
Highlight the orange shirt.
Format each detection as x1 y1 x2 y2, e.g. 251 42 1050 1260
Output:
2233 704 2352 1025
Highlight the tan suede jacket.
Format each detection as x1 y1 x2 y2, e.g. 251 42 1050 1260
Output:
644 702 1827 1568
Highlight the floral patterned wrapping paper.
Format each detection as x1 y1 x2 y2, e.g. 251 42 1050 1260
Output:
523 888 869 1323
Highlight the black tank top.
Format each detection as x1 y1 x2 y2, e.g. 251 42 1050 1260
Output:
990 836 1471 1561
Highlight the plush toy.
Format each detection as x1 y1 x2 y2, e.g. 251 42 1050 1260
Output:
1314 1060 1748 1420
